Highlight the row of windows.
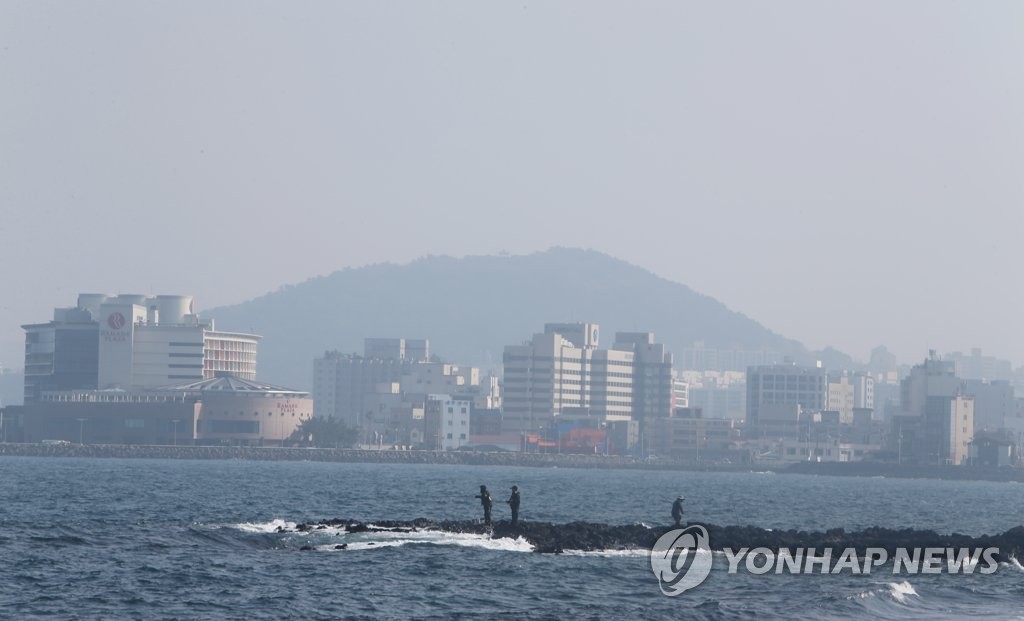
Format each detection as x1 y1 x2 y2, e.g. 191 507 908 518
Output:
756 378 825 387
504 356 634 367
205 340 257 352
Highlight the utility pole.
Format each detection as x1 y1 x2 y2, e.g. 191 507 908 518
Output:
897 424 903 465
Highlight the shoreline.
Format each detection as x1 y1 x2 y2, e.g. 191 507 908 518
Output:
3 443 1024 483
0 442 736 471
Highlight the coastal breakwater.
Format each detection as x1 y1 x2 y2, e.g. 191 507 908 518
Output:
4 442 1024 483
294 518 1024 559
0 443 717 470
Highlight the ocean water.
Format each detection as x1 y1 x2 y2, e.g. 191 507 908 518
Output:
2 456 1024 619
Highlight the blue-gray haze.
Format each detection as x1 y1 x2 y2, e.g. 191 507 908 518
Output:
1 1 1022 373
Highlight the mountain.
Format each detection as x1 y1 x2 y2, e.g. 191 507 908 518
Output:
205 248 811 390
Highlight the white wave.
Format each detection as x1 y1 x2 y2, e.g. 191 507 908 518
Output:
886 580 918 604
312 528 535 553
560 548 650 557
567 546 718 558
234 519 297 533
1003 556 1024 572
846 589 876 601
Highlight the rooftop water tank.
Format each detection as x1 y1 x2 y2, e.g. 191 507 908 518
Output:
156 295 194 325
77 293 111 319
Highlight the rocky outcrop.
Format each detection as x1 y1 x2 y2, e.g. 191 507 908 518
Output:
294 518 1024 560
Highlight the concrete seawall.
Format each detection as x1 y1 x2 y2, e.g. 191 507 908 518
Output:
0 443 723 470
4 443 1024 482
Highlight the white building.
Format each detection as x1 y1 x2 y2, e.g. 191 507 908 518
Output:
86 294 259 390
672 376 689 409
23 294 259 400
501 323 675 434
424 394 471 450
827 372 856 424
502 323 636 433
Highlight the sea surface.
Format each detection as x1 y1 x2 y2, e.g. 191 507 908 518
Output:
2 456 1024 619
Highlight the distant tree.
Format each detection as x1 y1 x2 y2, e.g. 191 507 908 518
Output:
289 416 359 448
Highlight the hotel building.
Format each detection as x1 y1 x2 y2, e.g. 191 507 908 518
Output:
23 293 259 402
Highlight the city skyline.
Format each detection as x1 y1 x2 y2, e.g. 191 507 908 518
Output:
3 247 1024 379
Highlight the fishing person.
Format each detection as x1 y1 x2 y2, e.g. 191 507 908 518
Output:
671 495 685 526
476 485 493 525
506 485 521 527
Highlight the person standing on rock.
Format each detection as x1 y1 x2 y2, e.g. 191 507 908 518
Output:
506 485 521 526
671 495 685 526
476 485 493 525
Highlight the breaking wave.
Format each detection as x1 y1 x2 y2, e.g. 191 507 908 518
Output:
225 519 535 553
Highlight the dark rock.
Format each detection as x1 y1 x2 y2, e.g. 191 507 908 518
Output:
296 517 1024 559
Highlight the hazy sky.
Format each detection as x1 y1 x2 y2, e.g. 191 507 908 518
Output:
1 1 1022 371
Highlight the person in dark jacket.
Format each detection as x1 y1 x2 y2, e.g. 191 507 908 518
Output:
506 485 521 526
671 496 685 526
476 485 493 525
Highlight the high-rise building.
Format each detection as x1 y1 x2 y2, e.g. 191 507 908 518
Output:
613 332 674 420
746 363 828 433
22 307 99 403
313 352 407 426
900 351 959 418
962 379 1015 432
891 353 976 465
680 341 783 372
947 348 1014 382
313 340 488 438
23 294 259 402
501 323 674 434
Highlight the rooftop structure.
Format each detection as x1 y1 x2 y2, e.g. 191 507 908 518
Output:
22 293 260 402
